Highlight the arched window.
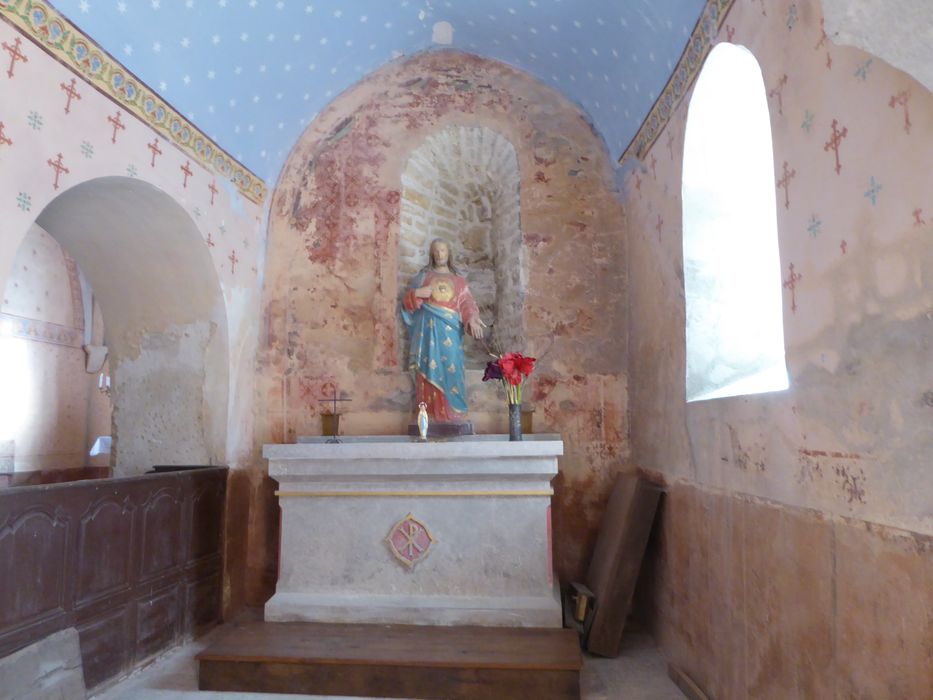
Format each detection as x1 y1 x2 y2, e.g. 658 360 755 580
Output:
682 43 788 402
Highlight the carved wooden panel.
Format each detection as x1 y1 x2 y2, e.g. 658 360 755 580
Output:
78 605 133 690
0 468 226 690
75 496 135 608
0 506 69 630
186 572 221 635
136 584 182 662
140 487 184 581
189 485 224 562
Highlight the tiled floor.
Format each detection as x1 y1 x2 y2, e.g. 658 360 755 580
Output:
93 627 684 700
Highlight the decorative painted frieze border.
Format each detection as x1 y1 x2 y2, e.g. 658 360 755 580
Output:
0 0 268 204
0 312 82 347
619 0 736 164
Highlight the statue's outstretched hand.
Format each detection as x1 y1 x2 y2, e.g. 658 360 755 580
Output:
467 317 487 339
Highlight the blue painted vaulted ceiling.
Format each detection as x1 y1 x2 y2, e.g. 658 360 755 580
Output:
53 0 706 185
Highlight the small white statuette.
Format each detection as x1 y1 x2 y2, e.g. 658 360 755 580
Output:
417 401 429 441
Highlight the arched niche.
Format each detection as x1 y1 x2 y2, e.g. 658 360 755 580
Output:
22 176 229 474
398 124 527 368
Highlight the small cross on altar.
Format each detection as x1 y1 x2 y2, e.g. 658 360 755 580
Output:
318 382 352 443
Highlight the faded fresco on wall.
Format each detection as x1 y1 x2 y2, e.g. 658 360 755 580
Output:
258 50 629 588
625 0 931 695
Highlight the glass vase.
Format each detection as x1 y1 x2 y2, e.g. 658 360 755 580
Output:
508 402 523 441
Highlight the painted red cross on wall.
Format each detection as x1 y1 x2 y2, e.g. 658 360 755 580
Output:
228 249 239 274
208 179 218 205
815 18 829 50
776 161 796 210
47 153 69 190
0 121 11 147
768 74 788 116
107 110 125 144
823 119 848 175
783 263 803 314
147 138 162 167
2 37 27 79
60 78 81 114
888 91 911 134
180 160 193 188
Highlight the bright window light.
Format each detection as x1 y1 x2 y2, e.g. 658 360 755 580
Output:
682 43 788 402
0 336 32 444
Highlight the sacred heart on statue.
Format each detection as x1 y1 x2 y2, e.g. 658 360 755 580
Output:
385 513 436 569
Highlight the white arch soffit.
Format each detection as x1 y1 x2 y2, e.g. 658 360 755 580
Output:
34 176 226 356
682 42 788 403
34 176 229 470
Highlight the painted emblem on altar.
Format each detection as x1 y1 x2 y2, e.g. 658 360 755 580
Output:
385 513 436 568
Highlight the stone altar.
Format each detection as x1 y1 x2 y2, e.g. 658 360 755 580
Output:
263 435 563 628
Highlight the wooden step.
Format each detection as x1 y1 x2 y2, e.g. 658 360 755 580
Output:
197 621 582 700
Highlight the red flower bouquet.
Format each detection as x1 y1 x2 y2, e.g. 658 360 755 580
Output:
482 351 536 404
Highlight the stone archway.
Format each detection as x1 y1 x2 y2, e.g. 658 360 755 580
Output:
28 176 228 474
398 125 526 368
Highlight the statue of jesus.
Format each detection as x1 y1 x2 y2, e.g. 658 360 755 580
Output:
401 238 486 434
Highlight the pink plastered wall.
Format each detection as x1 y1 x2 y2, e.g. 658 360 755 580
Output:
0 20 266 461
0 17 273 612
626 0 931 695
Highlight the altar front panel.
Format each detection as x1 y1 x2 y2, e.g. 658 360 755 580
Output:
264 436 563 628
